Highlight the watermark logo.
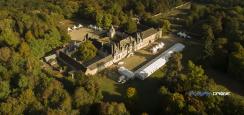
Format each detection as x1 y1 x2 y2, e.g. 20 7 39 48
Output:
188 91 231 97
212 92 231 96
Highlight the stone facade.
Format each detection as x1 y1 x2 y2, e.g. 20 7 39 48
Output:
111 28 162 63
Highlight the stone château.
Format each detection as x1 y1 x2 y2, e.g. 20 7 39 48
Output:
57 25 163 75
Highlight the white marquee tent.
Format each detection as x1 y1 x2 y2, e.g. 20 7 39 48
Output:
177 32 191 39
118 66 135 80
135 43 185 80
151 42 165 54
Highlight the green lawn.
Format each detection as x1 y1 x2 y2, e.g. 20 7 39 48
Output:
125 69 165 114
99 68 166 114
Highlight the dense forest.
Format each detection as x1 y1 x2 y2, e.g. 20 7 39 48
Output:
185 0 244 81
0 0 243 115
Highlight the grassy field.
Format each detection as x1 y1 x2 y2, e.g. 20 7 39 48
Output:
98 68 166 114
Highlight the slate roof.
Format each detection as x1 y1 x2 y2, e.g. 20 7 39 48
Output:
141 28 158 39
86 55 113 70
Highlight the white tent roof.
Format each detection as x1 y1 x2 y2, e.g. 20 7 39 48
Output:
68 27 72 31
135 43 185 80
118 67 135 79
138 58 167 79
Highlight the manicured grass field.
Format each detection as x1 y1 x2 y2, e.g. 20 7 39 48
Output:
99 68 166 114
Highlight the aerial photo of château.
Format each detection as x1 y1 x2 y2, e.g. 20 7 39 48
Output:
44 20 185 82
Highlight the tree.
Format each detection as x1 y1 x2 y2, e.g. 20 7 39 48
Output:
0 64 9 80
166 52 183 77
25 31 36 43
29 39 46 58
47 89 72 111
161 19 171 34
159 86 170 96
186 60 208 90
75 41 97 61
99 102 130 115
36 78 63 100
166 93 185 114
135 2 145 16
109 3 122 16
0 29 20 47
223 17 239 40
208 16 223 36
19 42 31 57
126 87 137 99
18 89 36 106
72 73 102 113
0 19 20 47
112 16 120 26
201 24 215 59
96 12 103 27
0 81 10 100
74 87 93 108
103 13 112 29
228 43 244 81
0 47 11 62
171 93 185 110
143 18 158 27
46 108 67 115
18 75 29 89
124 19 137 34
185 98 206 114
0 97 22 114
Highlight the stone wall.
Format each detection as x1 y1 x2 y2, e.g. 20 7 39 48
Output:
85 55 114 75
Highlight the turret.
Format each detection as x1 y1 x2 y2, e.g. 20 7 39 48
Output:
108 25 116 38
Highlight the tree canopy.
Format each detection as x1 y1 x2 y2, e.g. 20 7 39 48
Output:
74 41 97 61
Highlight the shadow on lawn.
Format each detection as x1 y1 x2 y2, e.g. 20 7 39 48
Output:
128 77 163 114
102 76 163 115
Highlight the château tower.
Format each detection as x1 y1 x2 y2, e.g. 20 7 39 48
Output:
109 25 116 38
